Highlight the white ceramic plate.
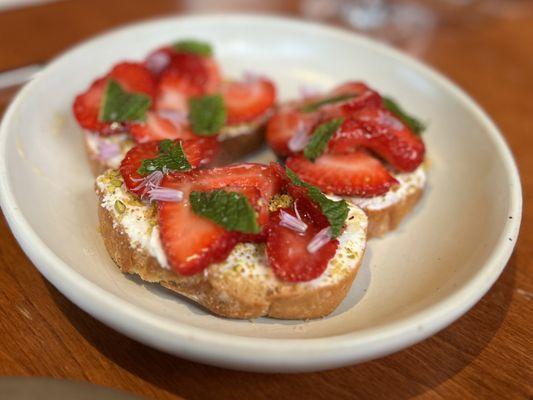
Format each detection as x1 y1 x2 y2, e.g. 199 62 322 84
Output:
0 15 522 372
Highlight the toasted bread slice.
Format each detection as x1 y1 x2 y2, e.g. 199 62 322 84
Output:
95 170 368 319
84 111 272 177
346 166 426 238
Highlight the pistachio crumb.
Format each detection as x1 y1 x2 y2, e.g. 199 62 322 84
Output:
114 200 126 214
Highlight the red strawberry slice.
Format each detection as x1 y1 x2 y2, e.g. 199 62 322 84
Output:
73 62 156 132
159 173 240 276
265 108 319 156
155 68 201 113
221 78 276 124
119 139 218 195
266 191 338 282
319 81 382 120
108 62 157 97
73 77 108 132
191 164 283 221
158 164 282 275
145 46 222 91
166 52 221 93
330 107 425 172
130 111 195 143
286 151 398 197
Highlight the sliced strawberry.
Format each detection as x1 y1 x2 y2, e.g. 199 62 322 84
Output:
73 77 108 132
330 107 425 172
130 111 195 143
266 193 338 282
182 137 219 168
166 52 221 93
190 163 283 217
265 108 319 156
159 173 239 275
145 46 222 90
108 62 157 97
158 164 282 275
155 68 201 113
221 78 276 124
119 139 218 195
318 81 382 120
286 151 398 197
73 62 156 132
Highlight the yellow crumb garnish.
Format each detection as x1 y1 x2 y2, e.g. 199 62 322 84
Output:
268 194 293 212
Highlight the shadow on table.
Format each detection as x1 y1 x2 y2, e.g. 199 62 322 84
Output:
46 254 518 400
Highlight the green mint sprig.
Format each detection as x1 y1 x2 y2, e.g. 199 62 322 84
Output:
188 94 227 136
137 139 191 175
304 118 344 161
173 39 213 57
383 96 426 135
190 190 260 234
99 80 151 123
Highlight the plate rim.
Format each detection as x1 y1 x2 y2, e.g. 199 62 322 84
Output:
0 14 522 371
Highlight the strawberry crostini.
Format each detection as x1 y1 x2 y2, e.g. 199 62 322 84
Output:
74 39 276 176
96 139 368 319
266 82 427 237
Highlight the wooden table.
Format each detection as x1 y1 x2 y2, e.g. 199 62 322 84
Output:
0 1 531 399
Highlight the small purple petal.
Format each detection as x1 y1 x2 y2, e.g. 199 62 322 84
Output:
288 123 311 152
307 227 332 253
299 84 321 99
148 187 183 203
145 51 170 75
98 141 120 161
279 209 308 234
242 70 263 83
133 170 164 197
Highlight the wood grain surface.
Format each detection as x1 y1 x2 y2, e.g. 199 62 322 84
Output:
0 1 531 399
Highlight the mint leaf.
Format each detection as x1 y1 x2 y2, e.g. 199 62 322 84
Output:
304 118 344 161
173 39 213 56
383 96 425 135
137 139 191 175
188 94 227 136
286 167 348 238
300 94 357 113
99 80 151 123
190 190 260 234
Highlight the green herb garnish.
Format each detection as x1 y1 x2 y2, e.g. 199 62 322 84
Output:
99 80 151 123
190 190 260 234
300 94 357 113
173 39 213 57
383 96 425 135
188 94 227 136
286 167 349 237
304 118 344 161
137 139 191 175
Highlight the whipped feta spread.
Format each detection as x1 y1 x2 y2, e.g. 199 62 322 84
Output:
347 165 426 211
85 131 134 169
96 170 368 288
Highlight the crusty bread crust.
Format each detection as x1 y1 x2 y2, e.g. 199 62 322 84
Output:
97 190 364 319
364 185 423 238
